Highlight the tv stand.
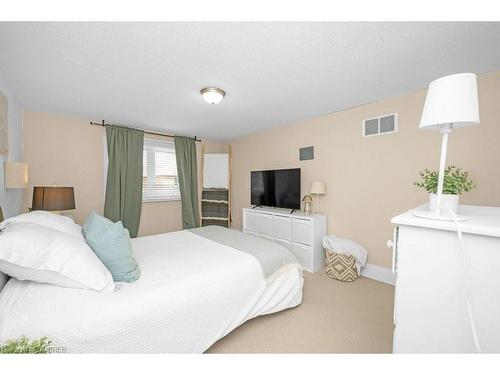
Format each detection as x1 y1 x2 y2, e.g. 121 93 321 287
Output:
251 205 263 209
242 207 327 273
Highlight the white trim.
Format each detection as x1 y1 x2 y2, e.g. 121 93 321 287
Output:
360 263 395 286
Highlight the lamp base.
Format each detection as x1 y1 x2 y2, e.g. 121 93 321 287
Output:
412 210 467 222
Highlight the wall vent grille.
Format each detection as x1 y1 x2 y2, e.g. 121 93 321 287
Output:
362 113 398 137
299 146 314 161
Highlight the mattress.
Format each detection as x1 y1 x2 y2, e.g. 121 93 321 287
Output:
0 229 303 353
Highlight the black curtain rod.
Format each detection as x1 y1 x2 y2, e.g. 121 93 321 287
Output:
89 120 201 142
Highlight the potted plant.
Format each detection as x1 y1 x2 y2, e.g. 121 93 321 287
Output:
0 336 51 354
414 166 476 214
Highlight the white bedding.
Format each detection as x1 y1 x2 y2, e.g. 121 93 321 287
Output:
0 230 303 353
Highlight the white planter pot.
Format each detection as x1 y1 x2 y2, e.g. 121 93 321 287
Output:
429 193 459 214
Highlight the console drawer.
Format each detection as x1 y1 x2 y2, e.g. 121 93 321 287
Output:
256 213 274 236
273 215 291 240
244 211 258 232
291 218 312 245
291 242 313 272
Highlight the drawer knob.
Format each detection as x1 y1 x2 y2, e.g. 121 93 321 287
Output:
386 240 394 249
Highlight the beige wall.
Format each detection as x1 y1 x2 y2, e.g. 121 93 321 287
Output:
226 71 500 268
22 111 223 236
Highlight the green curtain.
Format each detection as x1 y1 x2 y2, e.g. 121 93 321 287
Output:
104 125 144 238
174 136 200 229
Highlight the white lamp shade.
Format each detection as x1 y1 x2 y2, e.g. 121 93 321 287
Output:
4 162 28 188
310 181 326 195
420 73 479 130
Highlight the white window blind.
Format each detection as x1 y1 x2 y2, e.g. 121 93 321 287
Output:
142 138 181 202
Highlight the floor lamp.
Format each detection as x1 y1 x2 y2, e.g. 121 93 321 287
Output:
413 73 480 221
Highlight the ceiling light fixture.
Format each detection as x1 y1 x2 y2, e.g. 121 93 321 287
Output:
200 87 225 105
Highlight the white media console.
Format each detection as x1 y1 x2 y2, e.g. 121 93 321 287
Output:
242 207 327 272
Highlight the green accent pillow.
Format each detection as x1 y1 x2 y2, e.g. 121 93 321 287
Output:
83 212 141 283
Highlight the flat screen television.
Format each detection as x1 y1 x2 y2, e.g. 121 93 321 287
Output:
251 168 301 210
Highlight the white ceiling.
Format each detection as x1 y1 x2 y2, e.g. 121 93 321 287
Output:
0 22 500 141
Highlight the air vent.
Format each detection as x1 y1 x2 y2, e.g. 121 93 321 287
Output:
299 146 314 161
362 113 398 137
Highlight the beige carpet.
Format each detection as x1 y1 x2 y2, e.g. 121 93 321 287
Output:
207 271 395 353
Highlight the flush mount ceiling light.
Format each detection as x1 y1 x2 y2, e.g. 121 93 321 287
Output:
200 87 225 105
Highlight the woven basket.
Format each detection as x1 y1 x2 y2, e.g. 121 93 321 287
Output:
325 248 359 282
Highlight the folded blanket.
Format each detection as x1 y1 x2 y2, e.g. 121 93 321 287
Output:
322 236 367 274
189 226 299 278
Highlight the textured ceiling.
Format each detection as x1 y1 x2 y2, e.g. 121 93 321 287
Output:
0 22 499 140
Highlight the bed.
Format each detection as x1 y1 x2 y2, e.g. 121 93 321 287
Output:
0 226 303 353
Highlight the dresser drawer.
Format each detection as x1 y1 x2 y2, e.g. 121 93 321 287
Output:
291 243 313 272
274 237 292 251
291 218 312 245
244 211 258 232
273 215 291 240
256 213 274 236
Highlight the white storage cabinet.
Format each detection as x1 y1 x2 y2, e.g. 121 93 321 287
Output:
242 207 327 272
390 204 500 353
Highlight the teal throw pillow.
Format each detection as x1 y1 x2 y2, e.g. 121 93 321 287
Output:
83 212 141 283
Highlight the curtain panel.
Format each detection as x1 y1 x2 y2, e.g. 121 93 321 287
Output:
174 136 200 229
104 125 144 238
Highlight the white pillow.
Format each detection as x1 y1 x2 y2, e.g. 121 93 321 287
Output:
0 210 83 239
0 222 114 293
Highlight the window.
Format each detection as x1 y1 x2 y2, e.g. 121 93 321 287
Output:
142 138 180 202
362 113 398 137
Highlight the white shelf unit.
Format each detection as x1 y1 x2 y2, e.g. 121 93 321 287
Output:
242 207 327 273
200 146 232 228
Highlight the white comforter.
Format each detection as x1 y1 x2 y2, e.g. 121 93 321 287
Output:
0 230 303 353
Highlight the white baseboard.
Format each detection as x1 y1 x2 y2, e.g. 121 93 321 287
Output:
360 263 395 286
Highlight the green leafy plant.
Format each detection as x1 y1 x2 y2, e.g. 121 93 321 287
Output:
0 336 51 354
414 166 476 195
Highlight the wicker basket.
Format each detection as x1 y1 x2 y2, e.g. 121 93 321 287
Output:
325 248 359 282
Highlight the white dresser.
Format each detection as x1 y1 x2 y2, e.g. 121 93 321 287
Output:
390 204 500 353
242 207 327 273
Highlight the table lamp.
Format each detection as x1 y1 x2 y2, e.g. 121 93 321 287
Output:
302 194 313 215
310 181 326 214
31 185 75 214
413 73 479 221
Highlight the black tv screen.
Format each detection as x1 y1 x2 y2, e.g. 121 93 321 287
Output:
251 168 301 209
